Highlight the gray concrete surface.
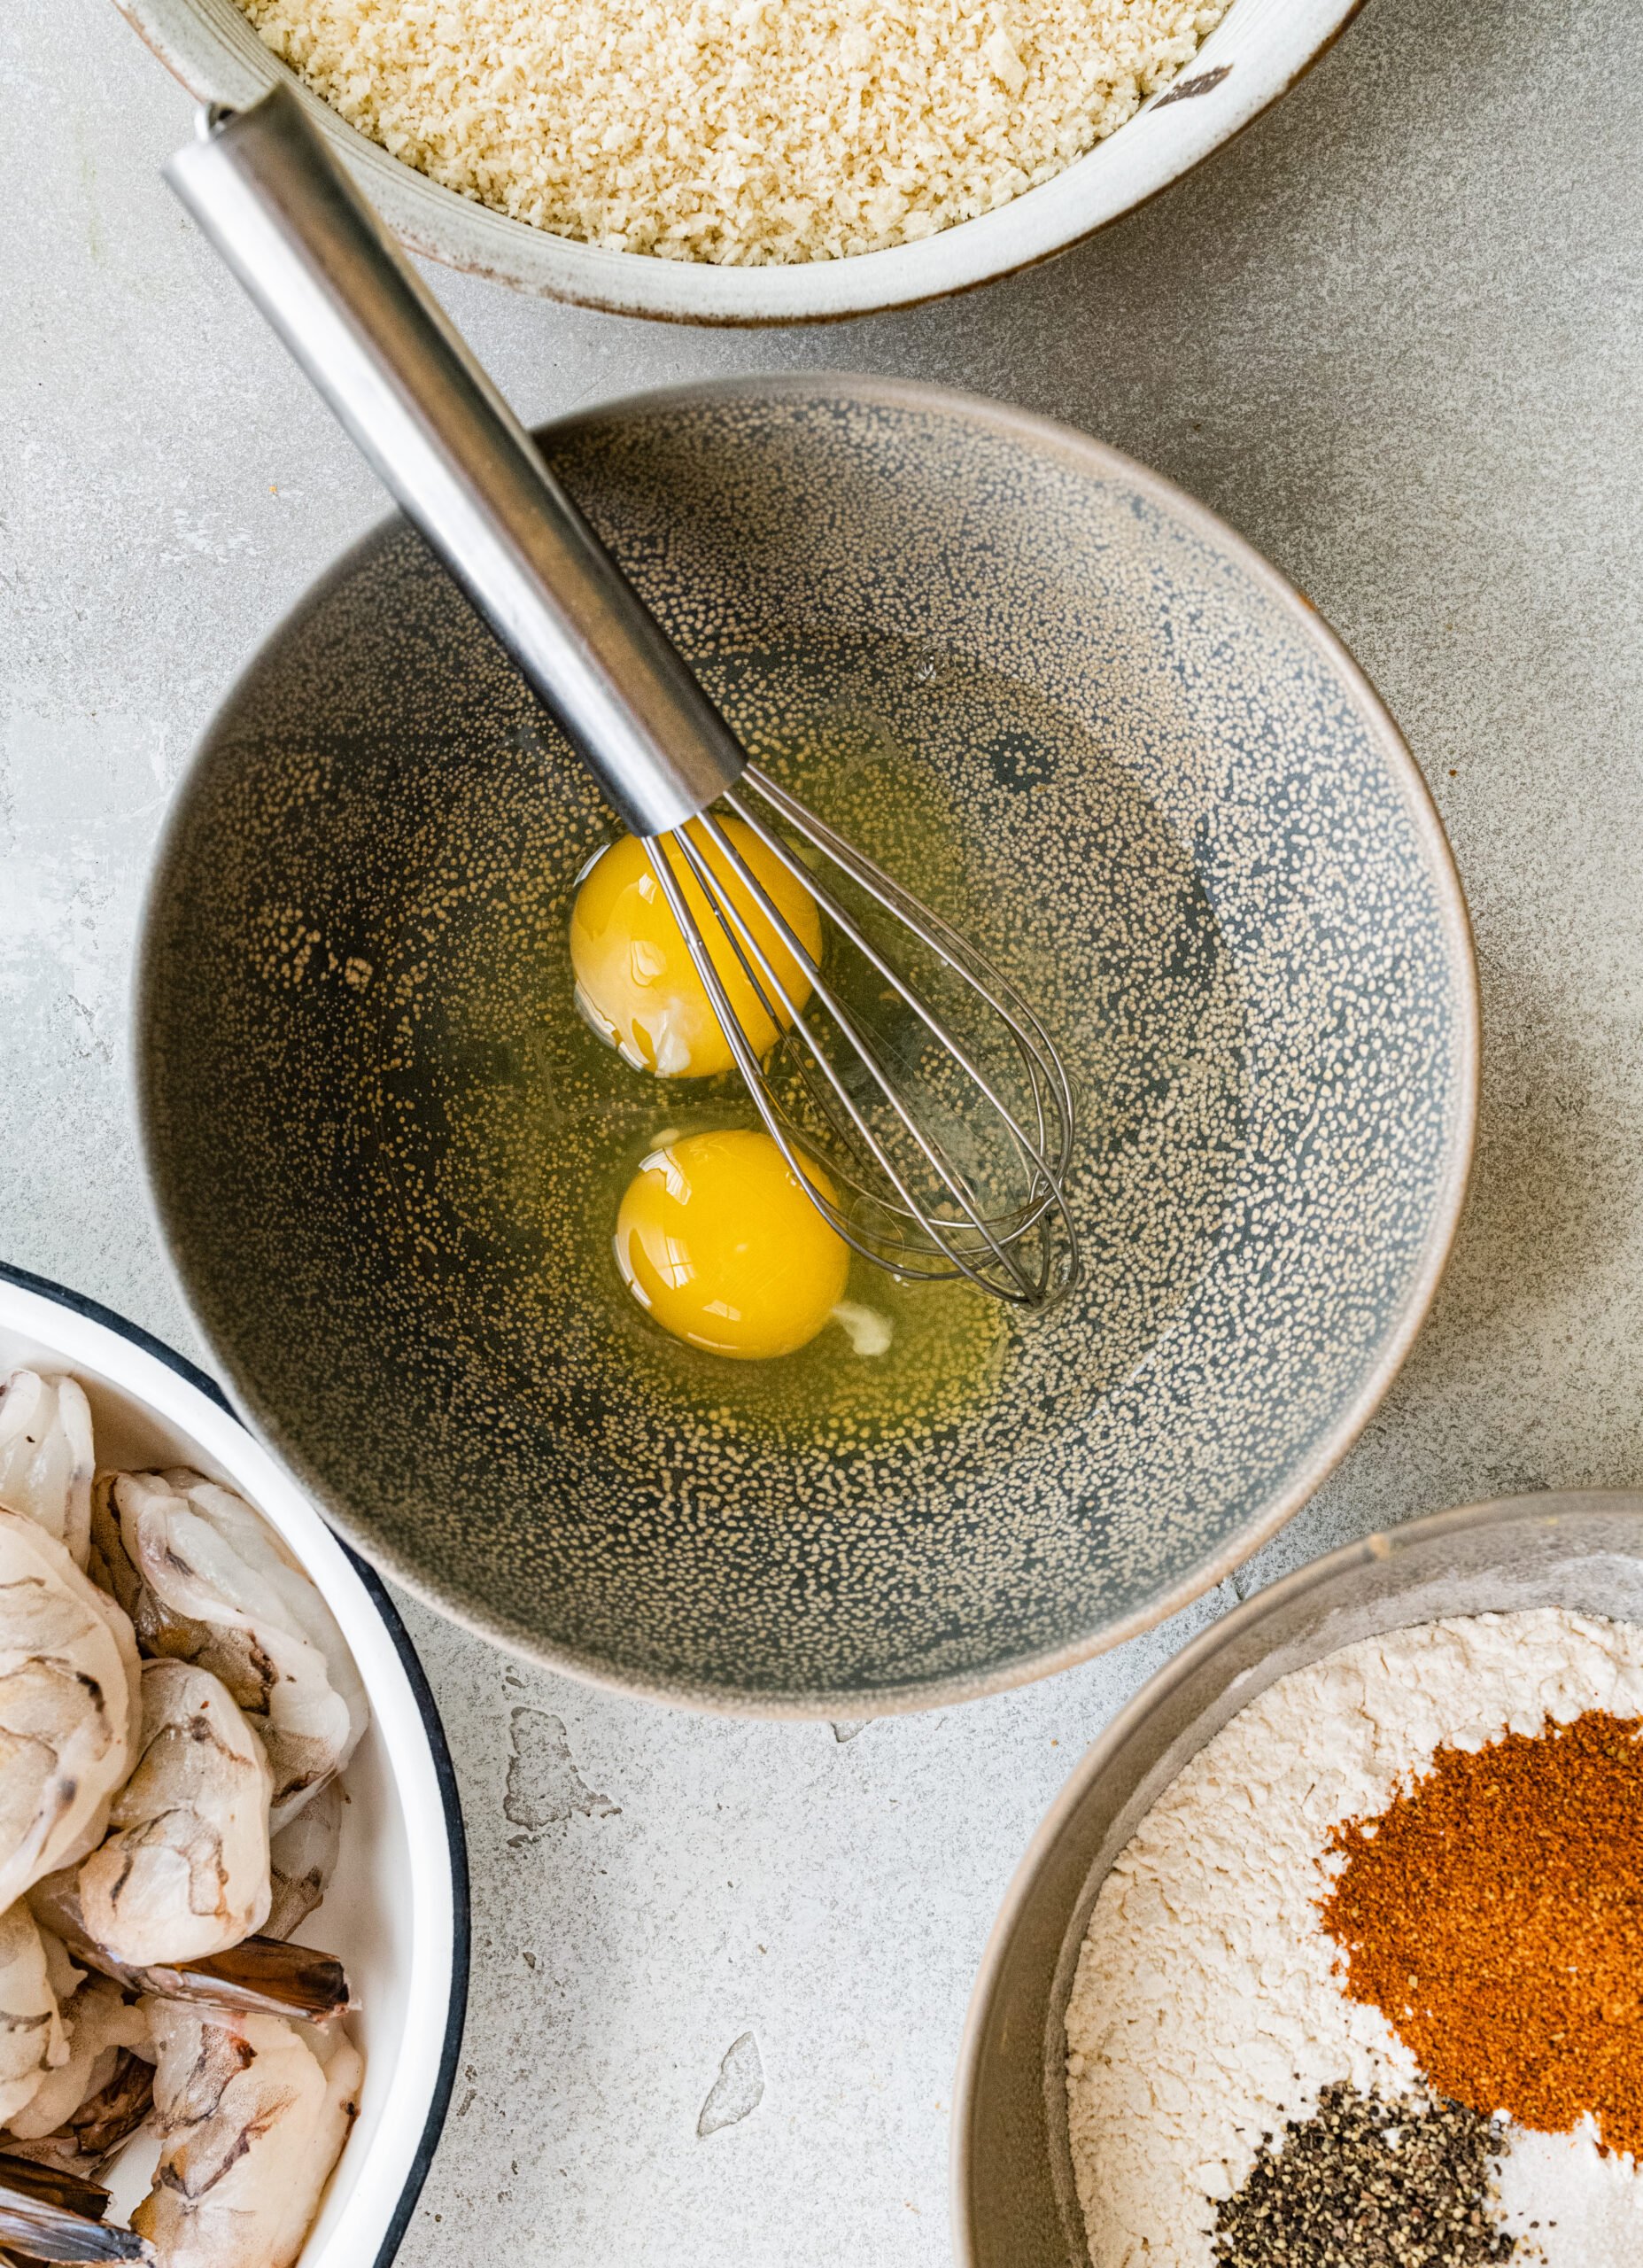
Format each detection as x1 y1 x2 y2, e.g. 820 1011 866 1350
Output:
5 0 1642 2259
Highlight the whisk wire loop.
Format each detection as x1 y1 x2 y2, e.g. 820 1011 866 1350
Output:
641 768 1081 1309
663 817 1045 1302
721 776 1074 1209
737 766 1077 1181
639 843 987 1287
690 811 1053 1290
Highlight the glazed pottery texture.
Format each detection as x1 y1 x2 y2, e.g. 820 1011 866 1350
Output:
138 378 1476 1713
951 1493 1643 2268
115 0 1361 319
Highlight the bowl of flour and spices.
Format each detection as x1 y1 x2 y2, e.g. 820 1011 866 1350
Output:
955 1490 1643 2268
114 0 1361 317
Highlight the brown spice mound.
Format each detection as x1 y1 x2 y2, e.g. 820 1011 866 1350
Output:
1321 1708 1643 2155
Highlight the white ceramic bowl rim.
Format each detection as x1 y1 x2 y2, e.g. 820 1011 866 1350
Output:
116 0 1367 321
0 1254 470 2268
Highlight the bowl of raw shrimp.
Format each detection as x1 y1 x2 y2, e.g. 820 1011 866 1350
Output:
0 1258 466 2268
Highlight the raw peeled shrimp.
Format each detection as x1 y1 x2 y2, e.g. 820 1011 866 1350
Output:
78 1662 272 1968
0 1902 66 2126
4 1973 150 2173
28 1874 353 2026
0 1511 141 1913
1 1372 370 2248
133 2003 362 2268
265 1777 342 1943
93 1473 368 1826
3 2042 152 2180
0 1371 95 1571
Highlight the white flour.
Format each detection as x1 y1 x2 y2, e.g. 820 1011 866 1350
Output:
1064 1609 1643 2268
1496 2120 1643 2268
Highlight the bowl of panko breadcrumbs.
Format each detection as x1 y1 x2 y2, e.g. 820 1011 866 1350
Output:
118 0 1362 320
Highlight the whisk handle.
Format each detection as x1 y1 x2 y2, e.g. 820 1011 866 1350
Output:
165 84 745 837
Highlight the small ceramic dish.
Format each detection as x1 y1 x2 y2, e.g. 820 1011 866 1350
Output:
138 377 1476 1716
117 0 1362 321
951 1489 1643 2268
0 1256 468 2268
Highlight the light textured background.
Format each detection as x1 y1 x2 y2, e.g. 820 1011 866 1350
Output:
4 0 1641 2259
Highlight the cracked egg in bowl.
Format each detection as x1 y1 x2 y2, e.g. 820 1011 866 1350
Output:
137 377 1475 1715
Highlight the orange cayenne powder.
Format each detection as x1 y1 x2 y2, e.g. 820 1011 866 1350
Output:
1320 1709 1643 2155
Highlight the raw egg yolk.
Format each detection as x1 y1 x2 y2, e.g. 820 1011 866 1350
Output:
615 1129 849 1360
570 820 823 1080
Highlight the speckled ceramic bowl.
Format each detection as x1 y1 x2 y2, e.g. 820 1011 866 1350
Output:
952 1490 1643 2268
137 377 1476 1715
117 0 1363 321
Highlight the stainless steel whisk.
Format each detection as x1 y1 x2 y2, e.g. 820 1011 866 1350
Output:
167 87 1080 1308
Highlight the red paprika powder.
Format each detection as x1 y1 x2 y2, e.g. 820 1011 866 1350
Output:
1321 1709 1643 2155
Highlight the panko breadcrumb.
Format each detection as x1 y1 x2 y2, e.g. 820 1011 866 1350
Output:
237 0 1230 265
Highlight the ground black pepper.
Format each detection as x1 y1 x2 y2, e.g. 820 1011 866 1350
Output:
1212 2082 1517 2267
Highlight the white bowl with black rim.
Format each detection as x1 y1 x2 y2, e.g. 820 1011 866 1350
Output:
116 0 1363 321
0 1256 468 2268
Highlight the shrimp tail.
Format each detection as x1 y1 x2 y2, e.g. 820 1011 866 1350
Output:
0 2151 155 2261
136 1938 354 2024
29 1878 353 2023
